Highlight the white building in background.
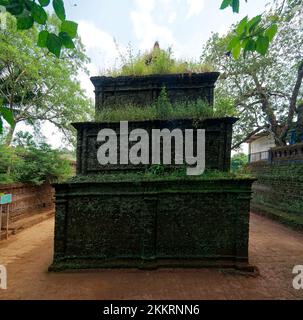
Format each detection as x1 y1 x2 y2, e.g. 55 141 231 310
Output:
247 132 276 163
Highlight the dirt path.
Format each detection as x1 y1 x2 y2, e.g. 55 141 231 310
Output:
0 214 303 300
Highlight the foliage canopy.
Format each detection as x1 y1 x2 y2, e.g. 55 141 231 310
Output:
202 0 303 148
0 133 73 185
0 15 93 146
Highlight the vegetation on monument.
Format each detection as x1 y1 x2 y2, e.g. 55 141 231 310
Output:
69 170 252 184
106 43 214 77
0 132 73 185
202 0 303 149
0 15 93 146
96 86 236 122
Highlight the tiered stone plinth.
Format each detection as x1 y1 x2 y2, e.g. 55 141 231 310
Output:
50 72 256 272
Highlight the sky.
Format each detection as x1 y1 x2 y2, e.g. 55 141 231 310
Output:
21 0 273 150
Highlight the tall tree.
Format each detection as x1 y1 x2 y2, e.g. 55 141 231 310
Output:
202 0 303 149
0 14 93 146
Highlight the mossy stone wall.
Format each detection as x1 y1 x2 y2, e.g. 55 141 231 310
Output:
91 73 220 114
250 162 303 231
73 117 237 175
50 178 254 271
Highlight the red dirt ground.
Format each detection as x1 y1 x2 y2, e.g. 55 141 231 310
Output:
0 213 303 300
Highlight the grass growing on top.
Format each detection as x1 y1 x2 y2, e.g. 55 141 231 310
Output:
69 169 254 184
104 42 214 77
96 87 237 122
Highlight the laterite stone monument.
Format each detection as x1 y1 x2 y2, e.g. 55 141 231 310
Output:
50 72 255 272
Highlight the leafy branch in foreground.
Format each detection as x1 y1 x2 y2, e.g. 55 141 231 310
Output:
0 0 77 58
227 15 278 59
220 0 302 59
220 0 246 13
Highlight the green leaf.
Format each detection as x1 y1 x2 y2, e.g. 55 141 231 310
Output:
236 16 248 35
227 36 240 51
0 0 10 6
256 35 270 55
59 32 75 49
46 33 62 57
241 38 249 48
248 15 262 32
231 42 241 60
220 0 231 10
6 1 24 15
17 15 34 30
39 0 50 6
53 0 66 21
232 0 240 13
32 3 47 25
265 24 278 41
25 0 34 11
37 30 49 47
244 39 256 51
60 20 78 39
0 107 14 126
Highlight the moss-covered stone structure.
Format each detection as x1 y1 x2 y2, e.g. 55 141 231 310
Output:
74 117 236 174
91 73 219 112
50 72 255 272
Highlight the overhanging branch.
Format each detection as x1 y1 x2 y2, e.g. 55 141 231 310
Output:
232 125 267 150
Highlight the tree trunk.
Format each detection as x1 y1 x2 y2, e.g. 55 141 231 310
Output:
296 103 303 143
279 62 303 144
5 122 16 146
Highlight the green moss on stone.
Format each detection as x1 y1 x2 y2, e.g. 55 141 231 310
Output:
66 170 254 184
250 162 303 232
51 177 254 271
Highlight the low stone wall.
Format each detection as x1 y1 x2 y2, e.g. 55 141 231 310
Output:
0 183 55 222
250 161 303 230
271 143 303 164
